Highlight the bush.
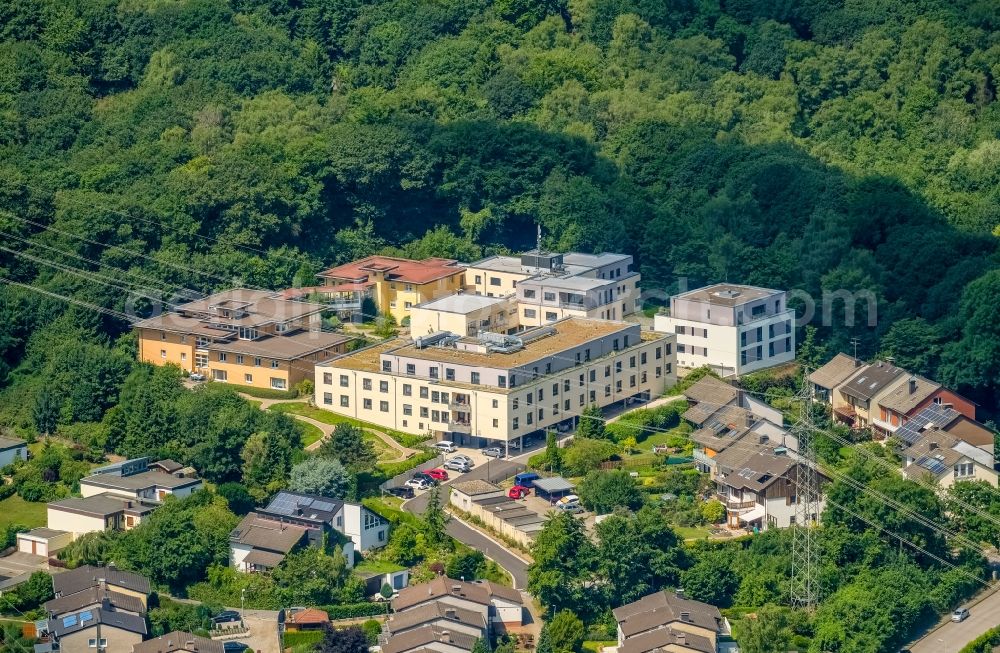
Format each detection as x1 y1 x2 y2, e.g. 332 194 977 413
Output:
362 619 383 645
377 450 438 479
320 603 391 620
960 625 1000 653
234 385 299 400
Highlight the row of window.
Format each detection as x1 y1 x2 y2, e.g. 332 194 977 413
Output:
212 369 286 389
160 349 282 369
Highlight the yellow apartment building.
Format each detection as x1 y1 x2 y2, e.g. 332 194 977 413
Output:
315 255 466 323
314 317 676 451
135 288 353 390
409 294 518 337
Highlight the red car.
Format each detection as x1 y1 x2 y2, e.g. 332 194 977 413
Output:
509 485 531 499
424 468 449 481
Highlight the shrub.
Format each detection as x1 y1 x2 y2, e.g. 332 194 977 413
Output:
320 603 391 619
234 385 299 400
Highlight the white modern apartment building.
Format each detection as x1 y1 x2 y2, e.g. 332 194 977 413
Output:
314 317 675 450
654 284 795 377
464 250 641 325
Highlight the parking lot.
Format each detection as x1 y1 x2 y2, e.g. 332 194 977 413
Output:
0 552 51 589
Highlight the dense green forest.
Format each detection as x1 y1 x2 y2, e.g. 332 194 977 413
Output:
1 0 999 423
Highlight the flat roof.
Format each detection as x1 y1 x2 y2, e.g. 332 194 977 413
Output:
177 288 326 323
532 477 574 493
318 256 463 285
467 250 630 276
48 494 137 518
81 470 201 492
19 527 69 540
413 294 509 314
451 480 503 496
518 274 621 291
675 283 781 306
0 435 26 450
210 329 352 360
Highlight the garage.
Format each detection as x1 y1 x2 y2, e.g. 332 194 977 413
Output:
15 528 73 558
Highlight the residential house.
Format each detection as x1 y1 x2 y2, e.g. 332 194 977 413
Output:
712 444 828 530
229 512 310 572
315 317 675 450
135 288 353 390
873 374 978 438
654 284 795 377
831 361 906 429
808 353 863 404
392 577 525 633
409 294 518 338
900 430 998 489
132 631 224 653
0 435 28 468
41 566 151 653
80 458 203 501
613 590 731 653
316 256 466 323
46 494 158 539
231 491 390 572
681 376 740 427
464 250 641 324
381 626 479 653
896 404 996 451
285 608 331 632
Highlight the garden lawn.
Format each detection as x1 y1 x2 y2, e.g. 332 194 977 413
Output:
674 525 712 540
299 420 325 447
583 641 617 653
0 495 48 529
268 402 429 447
284 630 324 652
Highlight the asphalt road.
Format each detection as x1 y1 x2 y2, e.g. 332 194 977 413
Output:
910 585 1000 653
403 455 531 589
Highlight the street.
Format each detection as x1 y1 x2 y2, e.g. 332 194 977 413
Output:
403 452 533 589
909 585 1000 653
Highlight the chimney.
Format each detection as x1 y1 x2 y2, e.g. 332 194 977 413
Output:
675 589 685 599
929 442 938 451
452 584 462 593
680 611 691 622
445 608 457 619
745 413 754 428
676 633 686 645
440 631 451 643
909 377 918 394
854 358 862 367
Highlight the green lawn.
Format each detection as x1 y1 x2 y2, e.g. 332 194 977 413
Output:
355 559 406 574
268 402 429 448
583 641 616 653
299 420 325 447
0 495 48 529
674 525 712 540
284 630 324 652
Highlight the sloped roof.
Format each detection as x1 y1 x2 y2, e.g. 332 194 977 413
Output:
230 513 309 553
132 631 224 653
683 376 739 408
896 405 960 445
613 591 724 639
50 608 148 638
393 577 491 612
287 608 331 625
382 625 478 653
52 565 150 598
689 405 755 452
45 587 145 617
619 625 715 653
318 256 463 285
809 353 863 390
388 601 486 634
878 375 941 416
838 362 905 402
902 432 966 481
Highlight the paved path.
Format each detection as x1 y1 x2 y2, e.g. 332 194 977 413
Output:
239 395 417 461
909 584 1000 653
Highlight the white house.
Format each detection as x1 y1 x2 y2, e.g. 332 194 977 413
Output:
0 436 28 468
654 283 795 377
79 458 203 501
258 490 389 553
15 528 73 557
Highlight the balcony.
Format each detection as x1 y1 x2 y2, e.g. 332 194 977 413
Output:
448 421 472 434
722 498 758 513
450 396 472 411
693 450 713 465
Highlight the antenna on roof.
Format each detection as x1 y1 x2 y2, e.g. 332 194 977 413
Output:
536 223 544 255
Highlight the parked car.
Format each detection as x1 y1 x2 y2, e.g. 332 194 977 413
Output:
189 373 206 382
212 610 241 625
952 608 970 622
554 502 582 513
481 447 504 458
433 441 457 453
556 494 580 506
223 643 249 653
405 477 431 491
514 472 539 487
444 459 472 473
449 454 474 465
413 471 438 485
509 485 531 499
424 468 449 481
385 486 414 499
508 440 520 450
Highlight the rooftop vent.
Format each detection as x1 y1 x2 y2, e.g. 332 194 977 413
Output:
680 611 691 622
415 331 456 349
713 289 742 299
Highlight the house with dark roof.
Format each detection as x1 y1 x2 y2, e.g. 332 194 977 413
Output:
712 444 828 531
900 430 997 489
681 377 740 427
381 625 480 653
831 361 906 429
895 404 996 451
873 375 978 438
258 490 389 555
132 630 224 653
80 457 203 502
47 494 158 540
229 512 310 572
613 590 731 653
385 602 488 640
393 577 524 635
51 565 151 605
49 606 148 652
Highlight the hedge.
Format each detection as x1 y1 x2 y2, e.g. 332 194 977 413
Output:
235 385 299 400
320 602 391 620
377 450 438 478
959 625 1000 653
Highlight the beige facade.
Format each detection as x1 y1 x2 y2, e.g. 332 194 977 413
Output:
60 626 143 652
47 507 112 537
409 295 518 338
315 318 675 447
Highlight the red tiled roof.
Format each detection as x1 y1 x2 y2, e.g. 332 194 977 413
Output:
318 256 462 285
287 608 330 625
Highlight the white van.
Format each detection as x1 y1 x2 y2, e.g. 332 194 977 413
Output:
433 440 457 453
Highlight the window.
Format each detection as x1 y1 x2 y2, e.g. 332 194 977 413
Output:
552 383 559 396
526 413 533 425
524 289 536 299
445 367 455 381
589 390 596 403
363 398 372 409
641 371 647 383
340 375 349 387
524 308 536 318
236 355 244 365
160 332 167 341
380 401 389 412
605 385 611 397
475 275 482 284
363 378 372 391
406 363 416 375
429 368 439 380
543 292 556 301
245 373 253 384
492 399 499 408
553 403 559 415
420 407 429 418
498 375 507 388
255 357 262 367
431 410 439 422
629 356 636 368
613 338 620 351
160 349 166 359
655 366 662 378
578 374 584 387
323 392 333 405
655 347 662 360
741 331 748 347
527 393 533 405
513 417 519 430
769 342 775 357
785 336 791 352
641 352 647 364
741 350 748 366
382 360 392 372
403 384 412 396
756 345 763 361
213 369 228 381
471 372 480 385
380 380 389 393
678 344 687 354
955 463 975 477
323 372 333 385
513 397 519 409
271 359 280 369
432 391 440 403
629 375 636 388
564 399 570 411
604 365 611 378
493 418 499 428
616 380 622 392
490 277 501 286
403 404 412 415
579 393 585 406
676 325 686 335
218 352 227 362
538 388 544 401
769 323 775 339
615 361 622 373
420 387 429 399
589 370 596 382
564 379 571 391
271 378 287 390
538 408 544 420
404 284 413 292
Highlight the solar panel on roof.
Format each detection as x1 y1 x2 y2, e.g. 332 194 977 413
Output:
312 500 335 512
79 610 93 623
298 497 314 507
915 456 947 475
62 615 78 628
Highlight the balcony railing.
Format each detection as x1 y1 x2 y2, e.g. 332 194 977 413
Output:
449 398 471 410
723 498 758 512
448 422 471 434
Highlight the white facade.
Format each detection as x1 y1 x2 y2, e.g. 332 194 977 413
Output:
16 529 73 556
46 507 109 538
340 503 388 552
654 284 795 377
0 440 28 468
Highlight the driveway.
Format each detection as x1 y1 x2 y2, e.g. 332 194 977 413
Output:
909 585 1000 653
0 552 52 588
213 610 281 653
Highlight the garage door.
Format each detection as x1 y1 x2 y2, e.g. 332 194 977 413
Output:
36 542 47 556
17 538 32 554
